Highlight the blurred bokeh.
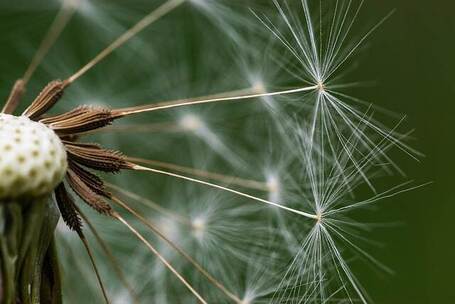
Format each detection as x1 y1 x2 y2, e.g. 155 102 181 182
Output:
359 1 454 303
0 0 452 303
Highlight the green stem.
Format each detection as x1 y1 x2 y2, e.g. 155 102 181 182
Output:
40 240 62 304
31 200 60 304
1 203 22 304
20 201 46 304
0 197 62 304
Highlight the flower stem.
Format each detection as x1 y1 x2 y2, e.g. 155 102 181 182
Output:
0 198 61 304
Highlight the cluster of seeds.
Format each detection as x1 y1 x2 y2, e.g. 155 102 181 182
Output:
0 113 67 200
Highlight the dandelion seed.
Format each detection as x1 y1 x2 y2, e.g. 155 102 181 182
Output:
247 0 421 183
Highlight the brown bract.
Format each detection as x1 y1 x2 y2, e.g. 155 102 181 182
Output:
23 80 134 232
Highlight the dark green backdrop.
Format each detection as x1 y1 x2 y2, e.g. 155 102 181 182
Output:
360 1 454 303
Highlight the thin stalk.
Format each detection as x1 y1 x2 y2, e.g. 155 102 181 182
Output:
83 122 182 135
113 213 207 304
86 86 263 134
111 196 243 303
77 232 110 304
107 183 191 225
1 0 76 114
2 80 25 115
66 0 185 84
113 85 319 116
132 164 319 220
77 208 139 304
23 0 78 85
127 157 269 191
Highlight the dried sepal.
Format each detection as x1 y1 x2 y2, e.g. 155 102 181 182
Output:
2 79 25 114
41 106 115 135
64 141 132 173
23 80 65 120
68 160 111 198
66 170 112 215
55 182 83 233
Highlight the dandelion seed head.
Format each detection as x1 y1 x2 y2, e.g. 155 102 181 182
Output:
0 114 67 199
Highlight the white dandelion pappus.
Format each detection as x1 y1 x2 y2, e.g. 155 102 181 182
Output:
269 120 428 303
246 0 421 186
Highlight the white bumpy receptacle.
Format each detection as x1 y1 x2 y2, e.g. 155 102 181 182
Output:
0 114 67 200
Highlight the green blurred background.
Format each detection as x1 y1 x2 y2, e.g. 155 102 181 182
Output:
358 1 454 303
0 1 453 303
